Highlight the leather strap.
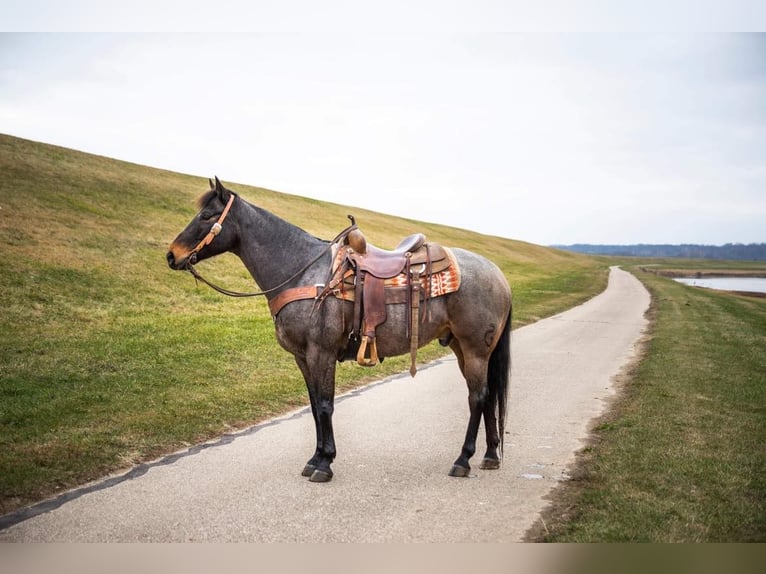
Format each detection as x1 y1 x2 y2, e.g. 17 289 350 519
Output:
191 192 235 256
409 269 421 377
268 285 324 317
353 270 364 338
271 282 422 318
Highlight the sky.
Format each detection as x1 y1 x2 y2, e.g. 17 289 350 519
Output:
1 5 765 246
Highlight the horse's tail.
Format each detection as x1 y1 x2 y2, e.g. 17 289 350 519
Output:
488 304 512 457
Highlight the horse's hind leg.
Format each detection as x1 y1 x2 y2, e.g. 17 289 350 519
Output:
480 400 501 470
448 346 490 477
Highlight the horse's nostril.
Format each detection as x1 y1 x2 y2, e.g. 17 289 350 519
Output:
166 251 176 268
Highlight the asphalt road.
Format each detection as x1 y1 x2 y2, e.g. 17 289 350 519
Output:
0 266 650 542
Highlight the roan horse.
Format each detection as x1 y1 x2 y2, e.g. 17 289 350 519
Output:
167 177 512 482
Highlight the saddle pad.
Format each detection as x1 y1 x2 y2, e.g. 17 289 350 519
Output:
331 245 462 302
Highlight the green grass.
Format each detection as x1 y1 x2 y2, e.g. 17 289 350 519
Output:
533 264 766 542
0 134 608 514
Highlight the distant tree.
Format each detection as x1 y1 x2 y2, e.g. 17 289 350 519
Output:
551 243 766 261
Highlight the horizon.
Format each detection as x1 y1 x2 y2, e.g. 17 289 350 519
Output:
3 128 765 249
553 241 766 247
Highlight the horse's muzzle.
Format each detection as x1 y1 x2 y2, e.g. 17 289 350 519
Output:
167 249 198 270
166 251 182 270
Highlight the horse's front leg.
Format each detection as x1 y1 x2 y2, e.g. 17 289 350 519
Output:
300 387 323 477
295 351 338 483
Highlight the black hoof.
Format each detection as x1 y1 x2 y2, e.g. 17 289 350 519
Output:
301 464 316 477
309 468 333 483
448 464 471 477
480 458 501 470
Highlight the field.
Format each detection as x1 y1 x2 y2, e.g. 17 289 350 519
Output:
531 259 766 542
0 134 608 515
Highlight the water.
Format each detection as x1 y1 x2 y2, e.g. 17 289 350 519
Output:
674 277 766 294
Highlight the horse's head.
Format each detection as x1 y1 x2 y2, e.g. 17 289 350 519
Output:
166 176 238 270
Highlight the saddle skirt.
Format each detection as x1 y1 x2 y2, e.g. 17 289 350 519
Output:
329 242 462 303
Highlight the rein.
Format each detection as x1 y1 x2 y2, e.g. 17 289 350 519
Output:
185 201 358 299
185 248 330 298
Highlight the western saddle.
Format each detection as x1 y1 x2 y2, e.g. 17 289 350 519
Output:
337 224 454 376
269 217 458 376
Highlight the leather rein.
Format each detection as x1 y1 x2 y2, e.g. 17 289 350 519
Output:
184 194 357 299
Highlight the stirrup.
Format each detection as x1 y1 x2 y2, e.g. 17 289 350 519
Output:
356 335 379 367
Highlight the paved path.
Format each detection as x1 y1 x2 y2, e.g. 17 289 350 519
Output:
0 266 650 542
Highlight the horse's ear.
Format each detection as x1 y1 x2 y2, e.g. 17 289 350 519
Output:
213 176 230 202
208 178 215 190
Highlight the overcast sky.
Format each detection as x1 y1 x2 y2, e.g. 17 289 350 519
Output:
1 9 765 245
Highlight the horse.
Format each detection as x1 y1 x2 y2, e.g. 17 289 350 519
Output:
167 177 512 482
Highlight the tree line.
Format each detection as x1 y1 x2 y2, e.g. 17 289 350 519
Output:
552 243 766 261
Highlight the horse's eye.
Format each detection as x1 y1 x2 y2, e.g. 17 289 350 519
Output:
200 211 215 221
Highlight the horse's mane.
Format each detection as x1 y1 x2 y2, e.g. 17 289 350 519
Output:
196 190 217 209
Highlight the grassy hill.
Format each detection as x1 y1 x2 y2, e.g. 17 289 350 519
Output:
0 133 608 514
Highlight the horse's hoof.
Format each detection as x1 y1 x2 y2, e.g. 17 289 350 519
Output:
301 464 316 477
309 468 333 483
480 458 501 470
448 464 470 477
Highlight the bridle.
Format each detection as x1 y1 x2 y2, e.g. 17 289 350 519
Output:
188 192 236 265
184 194 358 299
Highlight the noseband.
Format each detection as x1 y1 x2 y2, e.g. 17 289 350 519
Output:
189 192 236 264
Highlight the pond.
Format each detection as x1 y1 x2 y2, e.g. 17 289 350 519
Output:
673 277 766 294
